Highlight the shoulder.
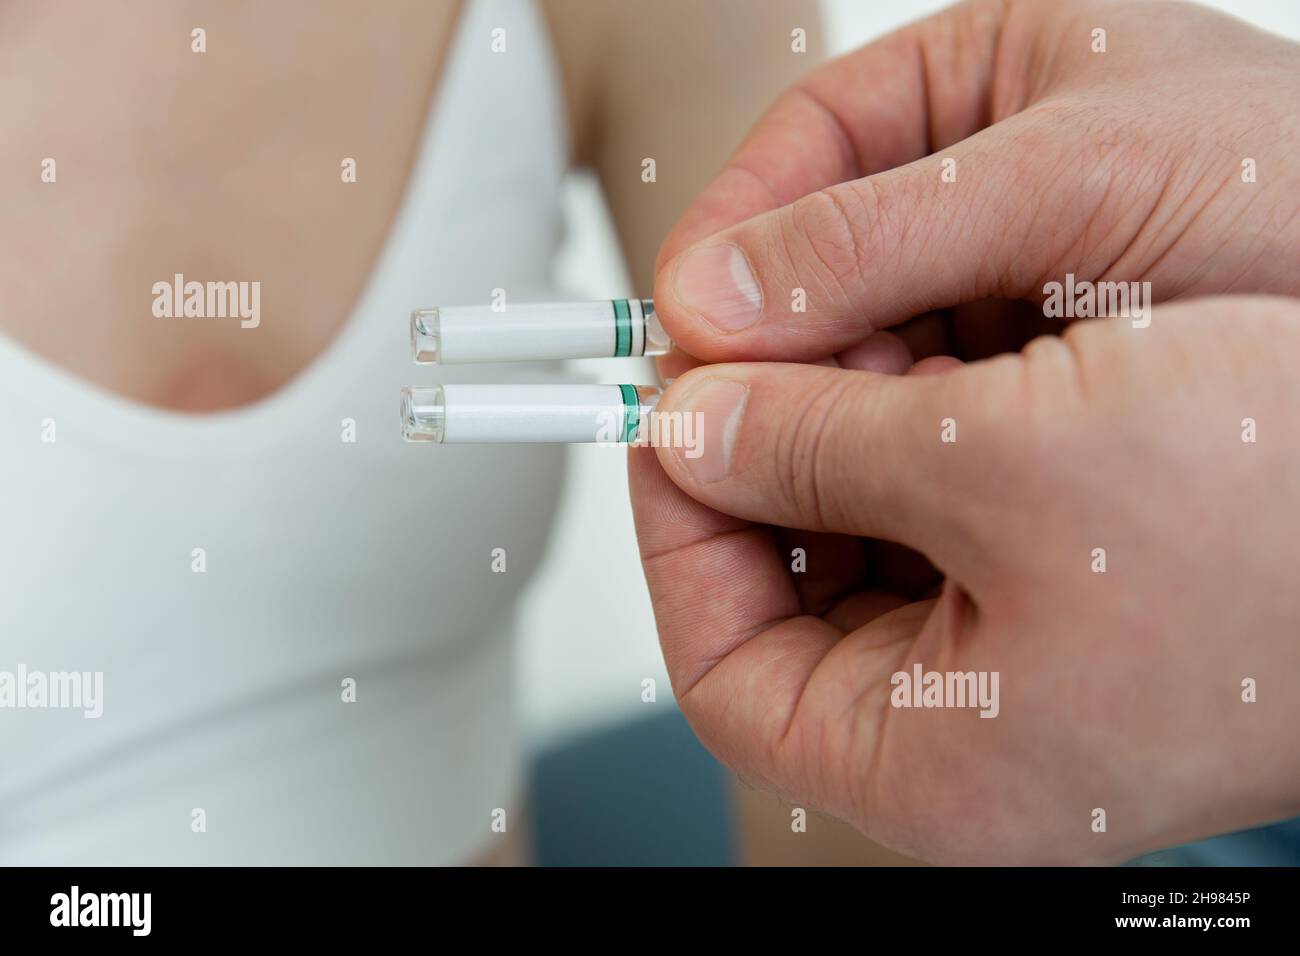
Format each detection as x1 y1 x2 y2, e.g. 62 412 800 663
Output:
540 0 823 162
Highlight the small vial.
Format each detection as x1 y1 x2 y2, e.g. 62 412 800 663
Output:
401 384 662 444
411 299 672 364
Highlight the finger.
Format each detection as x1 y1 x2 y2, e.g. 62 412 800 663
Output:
786 330 919 608
832 330 912 375
631 441 881 638
652 359 1011 572
829 329 944 601
629 441 928 812
655 0 1011 267
908 354 965 375
822 588 912 634
657 103 1084 363
627 444 806 698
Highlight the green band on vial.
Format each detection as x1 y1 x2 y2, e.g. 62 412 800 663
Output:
619 384 640 443
613 299 632 357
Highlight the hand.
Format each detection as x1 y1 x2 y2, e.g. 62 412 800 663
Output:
651 0 1299 365
632 296 1300 864
630 0 1300 864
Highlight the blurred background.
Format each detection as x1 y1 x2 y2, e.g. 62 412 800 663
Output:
518 0 1300 864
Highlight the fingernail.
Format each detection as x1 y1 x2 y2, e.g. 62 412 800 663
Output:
676 378 749 483
671 243 763 332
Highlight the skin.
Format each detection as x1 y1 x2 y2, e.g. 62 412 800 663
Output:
0 0 818 863
631 0 1300 864
0 0 815 409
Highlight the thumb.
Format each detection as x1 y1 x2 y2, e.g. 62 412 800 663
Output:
655 113 1072 363
652 357 1022 574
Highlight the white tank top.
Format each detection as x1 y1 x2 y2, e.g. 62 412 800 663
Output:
0 0 567 864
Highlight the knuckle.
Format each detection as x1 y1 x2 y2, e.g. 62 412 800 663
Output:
777 374 858 528
782 185 883 309
1015 337 1086 454
981 330 1100 490
1024 328 1094 412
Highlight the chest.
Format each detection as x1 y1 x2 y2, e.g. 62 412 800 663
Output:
0 2 462 410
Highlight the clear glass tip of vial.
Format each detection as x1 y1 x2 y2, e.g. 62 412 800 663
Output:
401 386 446 442
410 309 440 364
644 308 671 355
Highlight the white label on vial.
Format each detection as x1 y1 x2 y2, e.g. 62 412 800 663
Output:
438 302 624 363
439 384 628 443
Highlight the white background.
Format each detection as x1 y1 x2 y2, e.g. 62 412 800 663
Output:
518 0 1300 748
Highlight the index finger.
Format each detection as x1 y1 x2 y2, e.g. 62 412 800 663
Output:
628 439 938 820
